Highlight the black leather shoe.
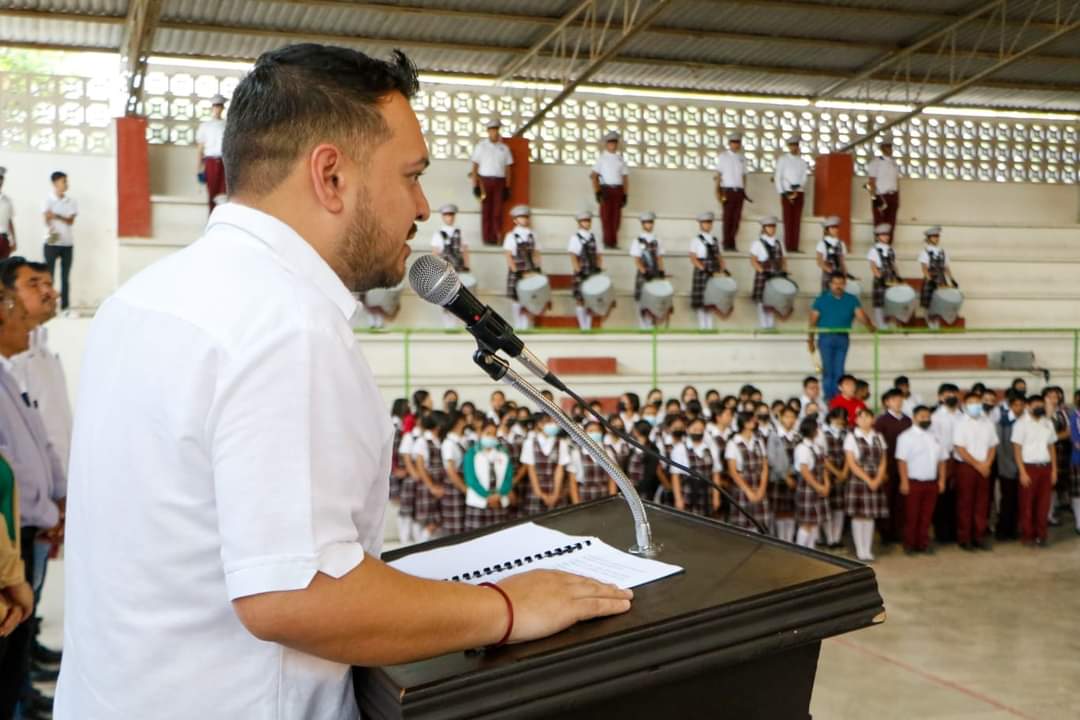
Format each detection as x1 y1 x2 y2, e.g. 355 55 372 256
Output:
973 539 992 551
32 641 63 666
959 542 975 552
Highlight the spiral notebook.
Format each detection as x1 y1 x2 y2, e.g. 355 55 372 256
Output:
387 522 682 589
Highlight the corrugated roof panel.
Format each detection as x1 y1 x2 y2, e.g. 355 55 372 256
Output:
0 15 121 48
0 0 125 13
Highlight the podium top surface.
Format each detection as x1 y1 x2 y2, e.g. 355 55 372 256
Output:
368 499 883 696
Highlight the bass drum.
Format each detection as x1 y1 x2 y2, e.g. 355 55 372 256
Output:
845 279 863 298
929 287 964 324
763 276 798 316
581 273 615 316
516 273 551 316
639 279 674 320
704 276 737 314
883 284 917 323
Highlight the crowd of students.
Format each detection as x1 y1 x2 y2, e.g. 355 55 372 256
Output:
389 375 1080 562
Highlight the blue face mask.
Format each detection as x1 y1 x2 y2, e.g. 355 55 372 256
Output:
587 431 604 443
965 403 982 418
480 437 499 450
643 415 657 426
543 424 560 437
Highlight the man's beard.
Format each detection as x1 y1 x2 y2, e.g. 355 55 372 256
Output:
340 193 410 294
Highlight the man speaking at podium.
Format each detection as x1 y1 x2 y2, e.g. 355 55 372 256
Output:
55 45 631 719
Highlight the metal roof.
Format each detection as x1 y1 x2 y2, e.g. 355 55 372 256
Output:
1 0 1078 112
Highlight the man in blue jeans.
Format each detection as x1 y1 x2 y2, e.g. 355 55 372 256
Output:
808 272 876 402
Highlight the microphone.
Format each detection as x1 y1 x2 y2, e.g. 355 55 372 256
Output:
408 255 566 391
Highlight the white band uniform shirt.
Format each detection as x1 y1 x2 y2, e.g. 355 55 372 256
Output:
55 203 393 719
470 139 514 177
774 153 808 194
894 425 945 480
816 236 846 261
592 150 628 186
43 192 78 246
689 233 721 259
568 231 604 257
918 245 949 267
629 233 664 259
749 234 783 264
503 228 536 256
867 242 894 268
867 156 900 194
0 192 13 233
713 150 745 188
1010 415 1056 464
952 414 999 463
195 118 226 158
431 225 467 254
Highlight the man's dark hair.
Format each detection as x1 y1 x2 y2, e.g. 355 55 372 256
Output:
0 257 30 290
50 171 67 183
894 375 910 387
912 405 931 416
828 271 846 283
223 44 419 196
839 374 856 385
938 382 959 395
803 375 819 388
882 388 902 403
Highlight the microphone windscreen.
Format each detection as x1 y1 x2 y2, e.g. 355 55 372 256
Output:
408 254 460 307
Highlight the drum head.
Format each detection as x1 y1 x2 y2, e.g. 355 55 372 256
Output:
883 284 916 322
640 279 674 318
582 273 614 316
517 274 551 315
704 276 737 311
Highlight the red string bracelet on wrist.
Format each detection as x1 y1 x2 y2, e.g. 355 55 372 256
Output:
479 582 514 647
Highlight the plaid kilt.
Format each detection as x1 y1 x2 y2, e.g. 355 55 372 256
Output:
414 439 444 527
506 238 537 300
872 247 899 308
919 278 939 309
1071 463 1080 498
824 431 848 511
465 504 508 532
920 251 946 308
572 236 600 302
440 229 467 271
439 485 466 536
690 268 712 309
727 485 772 530
522 438 562 516
768 481 796 516
398 476 416 518
795 446 829 525
628 450 645 490
819 242 845 293
578 453 612 502
389 426 404 500
845 433 889 518
680 446 715 516
633 237 661 301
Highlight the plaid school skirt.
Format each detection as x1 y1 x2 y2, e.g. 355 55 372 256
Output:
439 486 466 536
398 476 416 518
828 475 846 511
845 478 890 519
727 485 772 531
682 478 714 516
388 472 402 502
1071 463 1080 498
413 481 441 527
465 504 509 532
768 480 796 516
795 479 829 525
578 477 612 502
690 268 711 309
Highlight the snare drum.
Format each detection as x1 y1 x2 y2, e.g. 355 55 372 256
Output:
762 276 798 316
581 273 615 316
459 272 478 292
883 284 917 322
640 279 674 320
516 273 551 316
929 287 964 324
364 286 402 315
845 279 863 298
704 276 737 314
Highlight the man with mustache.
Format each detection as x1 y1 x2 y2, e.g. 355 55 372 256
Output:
55 45 631 719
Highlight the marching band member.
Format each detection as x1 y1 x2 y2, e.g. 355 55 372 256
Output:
867 223 902 328
774 135 809 253
815 216 850 292
630 211 666 329
714 132 747 251
503 204 541 330
431 203 471 328
469 118 513 245
568 210 604 330
749 216 787 329
689 211 730 329
866 139 900 237
590 131 628 248
919 226 958 330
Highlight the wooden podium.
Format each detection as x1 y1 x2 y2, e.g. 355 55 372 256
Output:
354 498 885 719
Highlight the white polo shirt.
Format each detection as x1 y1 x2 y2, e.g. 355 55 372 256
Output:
629 233 663 259
10 325 74 473
592 151 628 186
714 150 745 188
43 191 77 247
918 245 949 268
774 153 808 194
470 139 514 178
1010 414 1056 464
0 192 14 233
866 156 900 194
931 405 963 456
895 425 944 481
793 440 817 472
568 230 602 257
56 203 392 719
689 233 720 260
952 414 998 463
749 234 783 263
195 118 226 158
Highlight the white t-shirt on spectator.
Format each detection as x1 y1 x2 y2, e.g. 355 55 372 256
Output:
196 118 226 158
43 192 77 247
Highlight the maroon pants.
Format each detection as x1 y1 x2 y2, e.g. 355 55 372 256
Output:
871 192 899 237
1019 464 1053 543
903 481 938 551
0 234 11 260
203 156 226 214
721 188 745 250
955 462 990 545
780 192 804 252
599 185 624 248
479 176 507 246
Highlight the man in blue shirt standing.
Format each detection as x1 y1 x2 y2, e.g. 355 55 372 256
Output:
808 272 876 402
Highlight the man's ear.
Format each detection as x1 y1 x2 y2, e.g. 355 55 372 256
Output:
309 144 347 214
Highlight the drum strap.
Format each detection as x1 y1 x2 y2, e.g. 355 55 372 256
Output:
638 237 658 275
876 246 897 280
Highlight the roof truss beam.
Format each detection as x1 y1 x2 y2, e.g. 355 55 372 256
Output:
120 0 166 116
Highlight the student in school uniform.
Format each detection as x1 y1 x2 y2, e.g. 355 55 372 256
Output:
628 419 665 502
462 421 514 532
590 131 628 248
503 204 542 330
439 413 470 538
953 391 998 550
412 413 447 541
569 420 617 505
1011 394 1057 547
520 414 570 516
396 425 420 544
630 211 667 329
749 216 788 330
766 406 800 542
829 374 867 427
844 408 889 561
714 132 747 251
873 389 913 544
656 416 687 506
671 417 722 517
774 135 809 253
568 210 604 330
689 211 731 330
821 406 850 548
0 167 16 258
388 398 409 505
725 411 772 532
430 204 471 326
1044 387 1071 526
794 418 831 549
470 118 514 246
931 383 963 544
815 216 850 293
1068 391 1080 535
918 226 958 330
895 406 947 554
195 95 228 214
994 392 1025 541
867 223 902 328
361 291 398 329
604 415 631 472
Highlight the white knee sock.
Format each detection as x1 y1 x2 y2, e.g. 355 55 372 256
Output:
795 526 815 548
775 517 796 543
873 308 885 327
828 511 845 545
927 317 940 330
756 303 770 328
397 513 413 543
707 311 716 329
512 303 527 330
638 308 654 329
852 518 875 561
696 309 709 329
576 306 592 330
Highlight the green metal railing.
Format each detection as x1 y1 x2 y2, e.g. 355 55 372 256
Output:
357 326 1080 401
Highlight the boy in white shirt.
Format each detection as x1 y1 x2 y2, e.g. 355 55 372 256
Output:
1011 395 1057 546
918 226 958 330
867 223 901 328
749 216 787 329
430 203 470 328
629 211 666 329
503 205 542 330
774 135 808 252
895 406 946 553
590 131 628 248
470 118 514 245
568 211 604 330
42 171 78 311
689 211 730 329
865 139 900 233
952 391 998 550
195 94 228 213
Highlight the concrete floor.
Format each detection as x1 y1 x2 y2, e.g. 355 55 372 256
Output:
37 524 1079 719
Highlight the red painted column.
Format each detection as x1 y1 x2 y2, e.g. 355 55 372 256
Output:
116 116 152 238
501 137 530 238
813 152 854 249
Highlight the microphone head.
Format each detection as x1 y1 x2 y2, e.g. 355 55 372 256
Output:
409 254 461 307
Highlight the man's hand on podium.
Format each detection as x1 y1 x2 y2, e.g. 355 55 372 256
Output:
498 570 633 644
